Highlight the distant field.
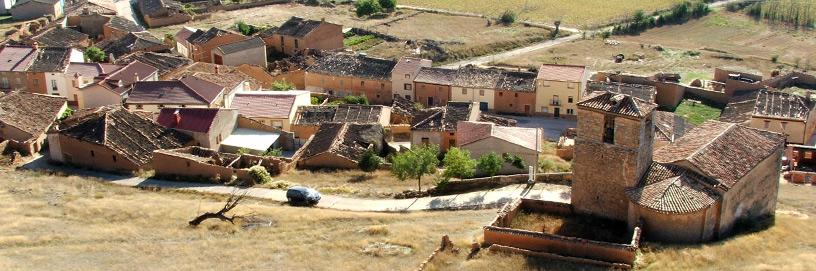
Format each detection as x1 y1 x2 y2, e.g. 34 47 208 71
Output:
400 0 684 27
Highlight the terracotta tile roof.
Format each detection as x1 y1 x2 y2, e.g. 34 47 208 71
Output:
300 122 384 162
164 62 260 90
479 113 517 127
0 45 38 72
231 92 297 118
58 106 191 166
174 27 197 43
537 64 587 82
114 52 192 76
457 121 538 151
587 81 656 102
264 17 326 38
332 104 385 123
577 91 657 118
29 27 89 47
187 27 238 44
127 77 223 105
654 111 693 144
0 92 65 139
27 47 73 72
452 66 503 89
105 16 145 33
391 95 417 116
67 62 124 78
215 37 265 55
414 67 457 85
96 60 158 95
411 101 475 131
98 31 167 58
653 120 785 189
627 163 721 214
306 53 397 81
496 71 537 92
156 108 222 133
188 72 246 91
65 0 116 16
721 89 814 122
293 106 335 125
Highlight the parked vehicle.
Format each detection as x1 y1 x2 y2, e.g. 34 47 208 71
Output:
286 186 321 206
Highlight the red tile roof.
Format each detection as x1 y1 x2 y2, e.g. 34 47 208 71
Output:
231 92 297 118
457 121 539 151
156 108 221 133
0 45 37 72
537 64 587 82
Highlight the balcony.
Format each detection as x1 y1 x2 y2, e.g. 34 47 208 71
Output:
550 100 561 106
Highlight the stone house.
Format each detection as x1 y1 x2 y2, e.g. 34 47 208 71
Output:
180 27 245 63
137 0 191 28
25 46 84 97
535 64 589 118
0 91 67 154
413 67 456 108
124 76 226 112
258 16 343 56
587 80 656 103
235 64 278 89
11 0 63 21
229 90 311 131
98 31 169 60
391 57 431 100
296 122 385 169
720 89 816 145
64 0 116 39
712 67 764 98
76 60 158 109
48 106 192 172
113 51 192 78
26 26 90 48
102 16 146 41
410 101 480 152
290 104 391 142
0 45 37 92
596 72 686 109
456 121 541 174
155 108 238 149
494 71 537 115
152 146 289 183
450 66 503 111
211 37 267 68
64 62 123 105
304 53 397 105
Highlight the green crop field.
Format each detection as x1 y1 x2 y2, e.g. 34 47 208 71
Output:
400 0 684 27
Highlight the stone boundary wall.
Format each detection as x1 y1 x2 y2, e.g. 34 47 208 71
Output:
434 173 572 194
789 171 816 185
152 147 289 184
144 13 193 28
683 85 729 106
347 27 401 42
488 245 631 269
212 0 291 12
483 198 641 267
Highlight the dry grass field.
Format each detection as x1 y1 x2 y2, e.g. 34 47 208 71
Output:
401 0 685 27
493 11 815 79
0 168 494 271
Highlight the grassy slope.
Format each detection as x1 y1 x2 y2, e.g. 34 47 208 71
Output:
0 169 493 271
673 99 723 125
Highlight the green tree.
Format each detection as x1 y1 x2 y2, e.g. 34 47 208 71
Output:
442 147 476 179
355 0 382 17
343 95 369 105
264 148 283 157
499 10 516 25
271 80 295 91
358 148 383 173
378 0 396 10
477 152 502 177
391 144 439 192
84 46 105 62
59 107 74 120
311 96 322 105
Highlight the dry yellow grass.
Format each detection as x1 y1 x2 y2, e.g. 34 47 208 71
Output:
0 168 494 271
401 0 685 27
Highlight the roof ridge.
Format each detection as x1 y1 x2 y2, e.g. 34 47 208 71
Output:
685 122 735 163
179 77 217 104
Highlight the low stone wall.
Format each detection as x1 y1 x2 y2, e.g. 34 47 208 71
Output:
152 146 289 184
212 0 291 12
347 27 401 42
143 14 193 28
684 85 729 106
435 173 572 194
482 198 641 268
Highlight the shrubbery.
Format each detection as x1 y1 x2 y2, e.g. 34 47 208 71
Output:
358 148 383 173
249 166 272 184
477 152 503 177
499 10 516 25
442 147 476 179
355 0 382 17
612 1 710 35
84 47 105 62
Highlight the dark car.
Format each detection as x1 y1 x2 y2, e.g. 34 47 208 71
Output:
286 186 321 206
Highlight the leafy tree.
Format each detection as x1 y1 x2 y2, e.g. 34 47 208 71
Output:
358 148 383 173
355 0 382 17
264 148 283 157
248 165 272 184
311 96 322 105
442 147 476 179
237 147 251 155
391 144 439 192
477 152 502 177
59 107 74 120
271 80 295 91
502 153 526 170
236 21 261 36
84 46 105 62
343 95 369 105
378 0 396 10
499 10 516 25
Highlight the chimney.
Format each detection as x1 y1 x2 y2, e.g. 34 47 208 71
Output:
174 109 181 126
32 41 38 50
134 72 139 82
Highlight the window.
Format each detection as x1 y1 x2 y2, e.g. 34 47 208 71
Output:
1 78 8 88
90 150 95 157
181 105 186 108
603 115 615 144
186 161 191 167
406 95 411 100
112 155 117 162
404 83 412 90
294 39 299 49
157 104 164 108
33 79 38 86
763 120 770 129
781 122 788 130
449 139 456 146
479 89 484 96
380 83 385 90
462 88 467 95
360 81 365 87
806 151 813 159
509 103 513 107
568 96 574 103
552 95 560 105
405 74 410 79
136 104 143 109
567 109 574 115
541 107 549 113
280 36 284 47
514 93 518 98
499 92 503 97
421 137 430 144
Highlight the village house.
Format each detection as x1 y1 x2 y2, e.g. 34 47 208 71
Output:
64 61 122 105
0 45 37 92
64 0 117 39
235 64 278 89
179 27 245 63
152 146 289 183
709 67 764 98
114 51 192 78
156 108 238 149
305 53 397 105
25 46 84 96
211 37 267 68
535 64 589 118
101 16 146 41
450 66 502 111
26 26 90 48
494 71 538 115
48 106 192 172
0 91 67 154
456 121 541 174
173 26 196 56
258 16 343 56
586 80 656 103
124 76 226 112
76 60 158 108
291 104 391 142
137 0 191 28
296 122 385 169
162 62 260 91
11 0 63 21
217 116 294 155
413 67 456 107
98 31 169 60
229 90 311 131
595 72 686 109
391 57 431 101
411 101 480 151
719 89 816 145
